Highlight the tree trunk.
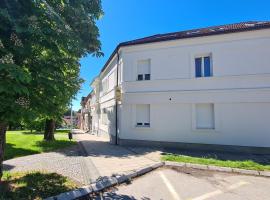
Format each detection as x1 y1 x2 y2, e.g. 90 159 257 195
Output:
44 119 55 141
0 122 7 182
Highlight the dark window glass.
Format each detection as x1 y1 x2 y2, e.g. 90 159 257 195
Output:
137 122 143 126
144 123 150 126
204 56 211 77
195 58 202 77
145 74 151 80
137 74 143 81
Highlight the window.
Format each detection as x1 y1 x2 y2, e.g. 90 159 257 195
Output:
195 55 212 77
102 108 108 125
102 78 109 94
137 59 151 81
136 104 150 127
196 103 215 129
108 72 115 91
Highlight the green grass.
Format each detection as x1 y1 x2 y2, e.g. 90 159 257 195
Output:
0 171 78 200
162 154 270 171
5 130 76 160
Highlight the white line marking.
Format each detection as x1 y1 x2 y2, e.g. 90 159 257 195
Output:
158 171 182 200
190 181 250 200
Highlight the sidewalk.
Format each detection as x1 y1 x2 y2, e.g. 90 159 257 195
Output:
74 133 161 180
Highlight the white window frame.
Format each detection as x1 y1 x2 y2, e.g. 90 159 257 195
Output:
192 103 219 132
194 53 213 78
137 59 151 81
133 104 151 128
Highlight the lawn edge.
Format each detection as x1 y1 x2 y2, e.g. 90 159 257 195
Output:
164 161 270 177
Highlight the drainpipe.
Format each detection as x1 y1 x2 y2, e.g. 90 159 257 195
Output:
115 51 119 145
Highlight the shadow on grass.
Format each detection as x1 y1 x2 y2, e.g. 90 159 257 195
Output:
21 131 43 135
4 140 76 161
35 140 77 152
4 143 40 161
0 172 77 200
21 130 69 135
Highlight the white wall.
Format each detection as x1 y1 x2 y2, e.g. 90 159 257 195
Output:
120 102 270 147
122 29 270 81
118 29 270 148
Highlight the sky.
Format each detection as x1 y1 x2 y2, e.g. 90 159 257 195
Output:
73 0 270 111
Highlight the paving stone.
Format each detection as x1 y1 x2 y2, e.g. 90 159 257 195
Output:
165 161 186 168
150 162 164 170
259 171 270 177
114 174 129 184
208 165 233 173
136 166 153 176
232 168 260 176
185 163 208 170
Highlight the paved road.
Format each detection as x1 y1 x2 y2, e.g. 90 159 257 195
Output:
93 167 270 200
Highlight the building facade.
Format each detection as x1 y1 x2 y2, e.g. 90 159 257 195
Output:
85 21 270 152
80 93 92 132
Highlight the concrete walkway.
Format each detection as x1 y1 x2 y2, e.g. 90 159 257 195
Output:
74 133 160 180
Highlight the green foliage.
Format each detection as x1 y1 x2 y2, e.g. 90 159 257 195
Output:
0 0 103 123
1 171 78 200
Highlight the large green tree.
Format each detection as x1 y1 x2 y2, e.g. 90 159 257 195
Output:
0 0 103 181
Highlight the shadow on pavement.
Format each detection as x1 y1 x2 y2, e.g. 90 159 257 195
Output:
76 133 270 166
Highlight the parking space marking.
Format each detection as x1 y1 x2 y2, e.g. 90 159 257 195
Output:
189 181 250 200
158 171 182 200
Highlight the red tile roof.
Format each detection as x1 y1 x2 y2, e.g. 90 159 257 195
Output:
101 21 270 72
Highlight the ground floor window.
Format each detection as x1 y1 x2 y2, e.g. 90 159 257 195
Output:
136 104 150 127
195 103 215 129
102 108 108 125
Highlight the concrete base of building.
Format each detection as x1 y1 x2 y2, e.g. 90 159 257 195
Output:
118 139 270 154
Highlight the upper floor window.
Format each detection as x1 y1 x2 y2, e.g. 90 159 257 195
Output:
101 78 108 94
137 59 151 81
195 55 212 78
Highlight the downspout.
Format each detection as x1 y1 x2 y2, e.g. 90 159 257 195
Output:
115 51 119 145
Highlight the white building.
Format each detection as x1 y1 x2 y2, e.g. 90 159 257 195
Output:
87 21 270 153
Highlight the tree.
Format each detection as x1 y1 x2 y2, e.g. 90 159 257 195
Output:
0 0 103 181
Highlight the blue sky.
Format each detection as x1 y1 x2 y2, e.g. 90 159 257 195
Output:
73 0 270 111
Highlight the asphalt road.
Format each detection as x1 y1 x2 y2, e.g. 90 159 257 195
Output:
91 167 270 200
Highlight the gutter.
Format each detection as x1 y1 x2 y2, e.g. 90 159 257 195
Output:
115 51 119 145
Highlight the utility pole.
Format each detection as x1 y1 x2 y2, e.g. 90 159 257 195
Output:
70 102 73 132
69 102 73 140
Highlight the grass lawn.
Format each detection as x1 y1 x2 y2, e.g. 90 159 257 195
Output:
162 154 270 171
0 171 78 200
5 130 76 160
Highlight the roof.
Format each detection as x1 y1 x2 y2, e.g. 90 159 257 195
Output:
100 21 270 73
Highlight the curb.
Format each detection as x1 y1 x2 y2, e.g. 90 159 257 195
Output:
164 161 270 177
44 162 164 200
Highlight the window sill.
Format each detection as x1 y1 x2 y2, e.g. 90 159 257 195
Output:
193 128 217 133
134 126 152 130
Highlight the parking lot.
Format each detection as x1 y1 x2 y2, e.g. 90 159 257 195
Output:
93 167 270 200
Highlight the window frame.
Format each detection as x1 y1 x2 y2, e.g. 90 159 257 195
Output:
137 59 151 81
192 103 218 132
134 104 151 128
194 54 213 78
